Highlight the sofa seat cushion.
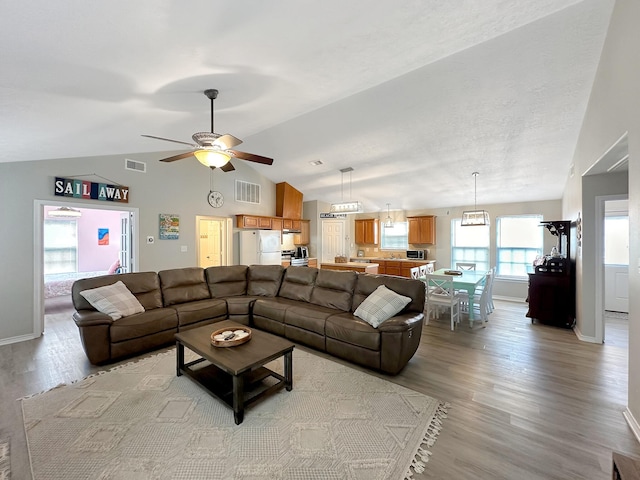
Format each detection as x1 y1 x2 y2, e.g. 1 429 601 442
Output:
325 312 381 351
284 304 338 336
225 296 257 316
110 308 178 343
171 298 227 328
252 297 302 323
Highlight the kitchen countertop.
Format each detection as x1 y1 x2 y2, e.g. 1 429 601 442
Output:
323 261 380 267
351 257 435 263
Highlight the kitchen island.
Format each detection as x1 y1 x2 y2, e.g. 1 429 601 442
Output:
320 262 379 274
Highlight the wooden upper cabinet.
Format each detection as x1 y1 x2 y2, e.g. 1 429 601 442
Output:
236 215 272 229
407 215 436 244
294 220 310 245
271 217 283 232
355 219 379 245
276 182 303 220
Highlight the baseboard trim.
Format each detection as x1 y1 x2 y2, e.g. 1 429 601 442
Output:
0 332 39 346
573 326 600 344
623 408 640 445
493 295 526 303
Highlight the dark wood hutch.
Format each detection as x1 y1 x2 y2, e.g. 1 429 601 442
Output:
526 220 576 328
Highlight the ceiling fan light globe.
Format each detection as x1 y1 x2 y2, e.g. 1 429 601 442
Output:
194 149 231 168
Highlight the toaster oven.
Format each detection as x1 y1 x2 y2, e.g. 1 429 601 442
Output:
406 250 426 259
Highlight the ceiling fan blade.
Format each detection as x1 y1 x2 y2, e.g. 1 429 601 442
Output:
228 149 274 165
158 152 195 162
142 135 196 147
220 162 235 172
215 134 242 149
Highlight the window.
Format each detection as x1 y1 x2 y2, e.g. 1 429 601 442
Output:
381 221 408 250
451 219 490 272
496 215 543 277
44 219 78 274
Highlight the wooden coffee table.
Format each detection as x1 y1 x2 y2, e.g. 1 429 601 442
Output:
175 320 294 425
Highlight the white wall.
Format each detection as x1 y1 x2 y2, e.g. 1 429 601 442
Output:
0 152 277 343
561 0 640 432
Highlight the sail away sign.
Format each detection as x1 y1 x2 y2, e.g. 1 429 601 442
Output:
54 177 129 203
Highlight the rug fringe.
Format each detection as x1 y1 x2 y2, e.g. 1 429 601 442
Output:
404 401 450 479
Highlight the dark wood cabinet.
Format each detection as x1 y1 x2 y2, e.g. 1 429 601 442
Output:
526 221 576 328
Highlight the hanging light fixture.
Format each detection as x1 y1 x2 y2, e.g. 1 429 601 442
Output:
193 148 231 168
48 206 82 218
461 172 490 226
330 167 363 214
384 203 394 228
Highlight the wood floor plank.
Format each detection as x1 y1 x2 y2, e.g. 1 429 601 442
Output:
1 297 638 479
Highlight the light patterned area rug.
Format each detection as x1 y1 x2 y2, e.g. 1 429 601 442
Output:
0 437 9 479
22 348 447 480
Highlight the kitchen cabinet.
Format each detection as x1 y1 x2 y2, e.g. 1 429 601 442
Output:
407 215 436 244
355 219 379 245
236 215 272 229
271 217 283 232
308 258 317 268
383 260 401 277
294 220 310 245
276 182 303 220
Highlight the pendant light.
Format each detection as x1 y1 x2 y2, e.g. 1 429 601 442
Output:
461 172 490 226
384 203 394 228
330 167 363 214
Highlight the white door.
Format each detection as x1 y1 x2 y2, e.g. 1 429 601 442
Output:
198 218 223 268
604 215 629 312
321 220 346 263
119 213 132 273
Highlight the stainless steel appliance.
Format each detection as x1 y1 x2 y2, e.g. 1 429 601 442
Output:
295 246 309 259
283 248 308 266
406 250 426 259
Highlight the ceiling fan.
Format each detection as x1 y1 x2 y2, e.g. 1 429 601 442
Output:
142 89 273 172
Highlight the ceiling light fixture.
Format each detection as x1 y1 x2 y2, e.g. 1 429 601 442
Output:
384 203 394 228
330 167 363 214
194 149 232 168
48 206 82 218
461 171 490 226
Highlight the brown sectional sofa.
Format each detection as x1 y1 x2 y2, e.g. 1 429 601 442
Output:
72 265 425 374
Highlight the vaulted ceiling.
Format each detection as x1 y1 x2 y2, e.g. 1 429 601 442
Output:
0 0 614 212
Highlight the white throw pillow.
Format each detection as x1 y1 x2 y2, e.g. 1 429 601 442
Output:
354 285 412 328
80 281 145 320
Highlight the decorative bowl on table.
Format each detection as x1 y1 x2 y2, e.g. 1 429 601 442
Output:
210 326 252 347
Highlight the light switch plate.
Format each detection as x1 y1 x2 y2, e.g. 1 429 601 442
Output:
181 245 187 252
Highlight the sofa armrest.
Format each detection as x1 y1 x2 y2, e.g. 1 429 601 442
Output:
73 310 114 328
377 312 424 332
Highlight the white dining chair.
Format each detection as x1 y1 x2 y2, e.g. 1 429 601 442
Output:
419 263 434 276
456 262 476 271
410 266 421 279
424 274 461 330
460 270 494 320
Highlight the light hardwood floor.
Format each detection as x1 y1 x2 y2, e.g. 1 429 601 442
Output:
1 297 638 479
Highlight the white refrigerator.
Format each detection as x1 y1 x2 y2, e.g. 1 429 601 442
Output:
239 230 282 265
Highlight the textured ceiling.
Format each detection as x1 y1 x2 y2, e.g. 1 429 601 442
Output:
0 0 614 211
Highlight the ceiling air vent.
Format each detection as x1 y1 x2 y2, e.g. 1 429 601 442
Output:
235 180 261 204
125 158 146 173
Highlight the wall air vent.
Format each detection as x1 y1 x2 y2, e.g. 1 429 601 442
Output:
235 180 261 204
125 158 146 173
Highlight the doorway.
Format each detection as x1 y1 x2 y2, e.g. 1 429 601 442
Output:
321 220 346 262
196 216 232 268
35 200 138 335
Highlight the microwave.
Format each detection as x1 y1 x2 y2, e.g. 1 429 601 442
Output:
406 250 426 259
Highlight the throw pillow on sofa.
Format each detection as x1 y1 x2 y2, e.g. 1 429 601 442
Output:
80 280 145 320
354 284 412 328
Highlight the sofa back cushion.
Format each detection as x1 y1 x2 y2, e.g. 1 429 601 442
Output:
72 272 163 311
247 265 285 297
158 267 210 306
353 274 425 313
205 265 248 297
310 269 356 311
278 266 318 302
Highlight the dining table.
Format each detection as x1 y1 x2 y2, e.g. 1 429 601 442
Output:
421 268 488 324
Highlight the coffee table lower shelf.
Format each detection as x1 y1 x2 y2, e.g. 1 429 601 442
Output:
178 355 290 424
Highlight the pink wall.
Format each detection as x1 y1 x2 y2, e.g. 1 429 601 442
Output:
45 206 126 273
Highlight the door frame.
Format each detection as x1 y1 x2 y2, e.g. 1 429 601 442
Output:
195 215 233 267
34 199 139 336
595 194 629 344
